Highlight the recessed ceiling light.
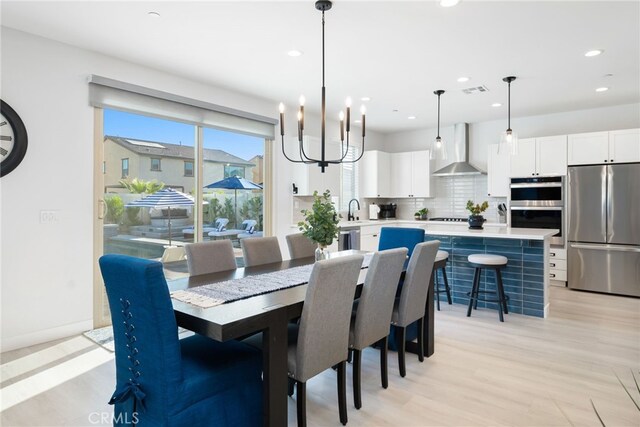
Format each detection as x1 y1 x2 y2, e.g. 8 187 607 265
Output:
392 109 399 113
457 76 470 83
595 87 609 92
585 49 603 57
354 119 362 124
287 50 303 57
492 103 502 107
604 73 614 78
440 0 461 7
408 116 416 120
147 11 161 18
360 97 371 102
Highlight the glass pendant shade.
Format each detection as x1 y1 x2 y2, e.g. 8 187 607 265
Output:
499 129 519 155
430 136 448 160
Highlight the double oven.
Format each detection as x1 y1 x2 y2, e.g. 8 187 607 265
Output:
509 176 565 246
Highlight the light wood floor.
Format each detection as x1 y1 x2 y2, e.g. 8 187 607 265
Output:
1 286 639 426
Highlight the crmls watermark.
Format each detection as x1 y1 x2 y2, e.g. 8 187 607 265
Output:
88 412 139 425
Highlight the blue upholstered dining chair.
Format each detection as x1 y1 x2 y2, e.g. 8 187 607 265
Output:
99 254 263 427
377 227 426 351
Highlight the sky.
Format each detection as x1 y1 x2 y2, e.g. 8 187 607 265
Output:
103 109 264 160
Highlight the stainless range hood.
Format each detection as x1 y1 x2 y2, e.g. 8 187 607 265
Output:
432 123 485 176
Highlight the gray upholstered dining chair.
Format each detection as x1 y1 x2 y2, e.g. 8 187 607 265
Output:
244 254 364 427
184 240 237 276
241 236 283 267
286 233 317 260
349 247 407 410
391 240 439 378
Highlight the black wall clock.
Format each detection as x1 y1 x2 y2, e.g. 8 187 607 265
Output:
1 100 28 177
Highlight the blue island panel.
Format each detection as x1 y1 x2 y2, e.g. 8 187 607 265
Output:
425 235 545 318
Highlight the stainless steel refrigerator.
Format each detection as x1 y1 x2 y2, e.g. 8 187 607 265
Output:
568 163 640 297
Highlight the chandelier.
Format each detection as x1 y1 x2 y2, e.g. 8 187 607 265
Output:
498 76 519 155
278 0 365 173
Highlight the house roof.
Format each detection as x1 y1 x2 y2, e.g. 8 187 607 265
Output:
105 136 254 166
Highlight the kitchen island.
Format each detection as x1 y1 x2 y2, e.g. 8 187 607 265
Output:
334 220 558 318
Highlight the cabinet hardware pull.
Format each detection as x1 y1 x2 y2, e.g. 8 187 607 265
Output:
550 252 555 256
550 263 556 267
604 159 608 162
550 273 556 278
611 159 614 162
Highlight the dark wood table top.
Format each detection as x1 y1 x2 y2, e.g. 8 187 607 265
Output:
169 250 368 341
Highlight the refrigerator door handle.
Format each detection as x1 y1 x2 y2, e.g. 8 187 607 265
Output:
605 165 612 242
570 243 640 253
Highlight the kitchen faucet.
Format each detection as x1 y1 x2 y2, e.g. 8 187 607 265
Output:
348 199 360 221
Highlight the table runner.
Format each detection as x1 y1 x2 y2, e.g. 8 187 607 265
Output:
171 253 372 309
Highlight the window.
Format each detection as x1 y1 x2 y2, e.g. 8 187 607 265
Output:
121 158 129 178
184 161 194 177
150 158 161 171
224 164 245 178
341 146 359 211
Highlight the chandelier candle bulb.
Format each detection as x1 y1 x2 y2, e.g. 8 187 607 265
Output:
279 103 285 136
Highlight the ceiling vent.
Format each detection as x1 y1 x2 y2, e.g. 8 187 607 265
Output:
462 85 490 95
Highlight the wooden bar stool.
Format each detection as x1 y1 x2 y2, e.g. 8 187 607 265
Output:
433 250 452 311
466 254 509 322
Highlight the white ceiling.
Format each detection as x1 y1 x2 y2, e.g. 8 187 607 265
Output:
2 1 639 134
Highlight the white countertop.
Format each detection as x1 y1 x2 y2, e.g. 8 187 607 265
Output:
292 219 556 240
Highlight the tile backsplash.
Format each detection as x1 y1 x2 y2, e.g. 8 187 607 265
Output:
292 175 507 224
364 175 506 223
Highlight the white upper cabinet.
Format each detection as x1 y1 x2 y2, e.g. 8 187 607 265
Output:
487 144 510 197
568 130 640 165
510 135 567 177
609 129 640 163
567 132 609 165
390 150 433 198
509 138 537 177
359 150 391 198
537 135 568 175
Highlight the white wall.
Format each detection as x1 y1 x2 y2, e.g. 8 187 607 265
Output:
0 28 383 351
384 103 640 171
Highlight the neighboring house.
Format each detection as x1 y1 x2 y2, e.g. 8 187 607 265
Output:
248 154 263 184
104 136 256 193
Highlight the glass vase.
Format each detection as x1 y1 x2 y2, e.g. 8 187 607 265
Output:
315 244 329 261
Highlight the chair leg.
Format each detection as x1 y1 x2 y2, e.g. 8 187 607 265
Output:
442 267 452 305
380 336 388 389
337 361 348 425
352 349 362 409
288 377 295 397
347 348 353 363
473 268 481 310
396 326 407 378
433 270 441 311
467 268 480 317
296 381 306 427
497 268 509 314
417 317 424 363
495 269 506 322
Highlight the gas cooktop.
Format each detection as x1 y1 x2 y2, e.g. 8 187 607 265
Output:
429 217 468 222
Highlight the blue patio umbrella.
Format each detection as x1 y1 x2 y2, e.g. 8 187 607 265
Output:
126 188 202 246
204 176 263 227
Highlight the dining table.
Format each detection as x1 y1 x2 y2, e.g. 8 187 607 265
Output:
168 250 436 427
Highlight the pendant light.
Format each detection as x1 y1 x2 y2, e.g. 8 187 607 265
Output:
278 0 365 173
430 90 447 160
499 76 518 155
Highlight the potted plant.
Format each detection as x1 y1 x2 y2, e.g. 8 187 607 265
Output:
298 190 341 261
466 200 489 229
414 208 429 220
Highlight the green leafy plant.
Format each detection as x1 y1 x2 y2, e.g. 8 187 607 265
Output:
222 197 235 228
415 208 429 218
124 207 142 226
104 195 124 224
466 200 489 216
119 178 165 194
247 196 263 230
205 197 222 223
298 190 341 247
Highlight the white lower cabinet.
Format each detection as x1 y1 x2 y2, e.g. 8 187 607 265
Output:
549 247 567 286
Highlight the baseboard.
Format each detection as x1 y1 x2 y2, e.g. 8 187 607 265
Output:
1 319 93 353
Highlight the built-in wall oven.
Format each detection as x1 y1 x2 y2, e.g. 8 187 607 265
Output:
509 176 565 246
